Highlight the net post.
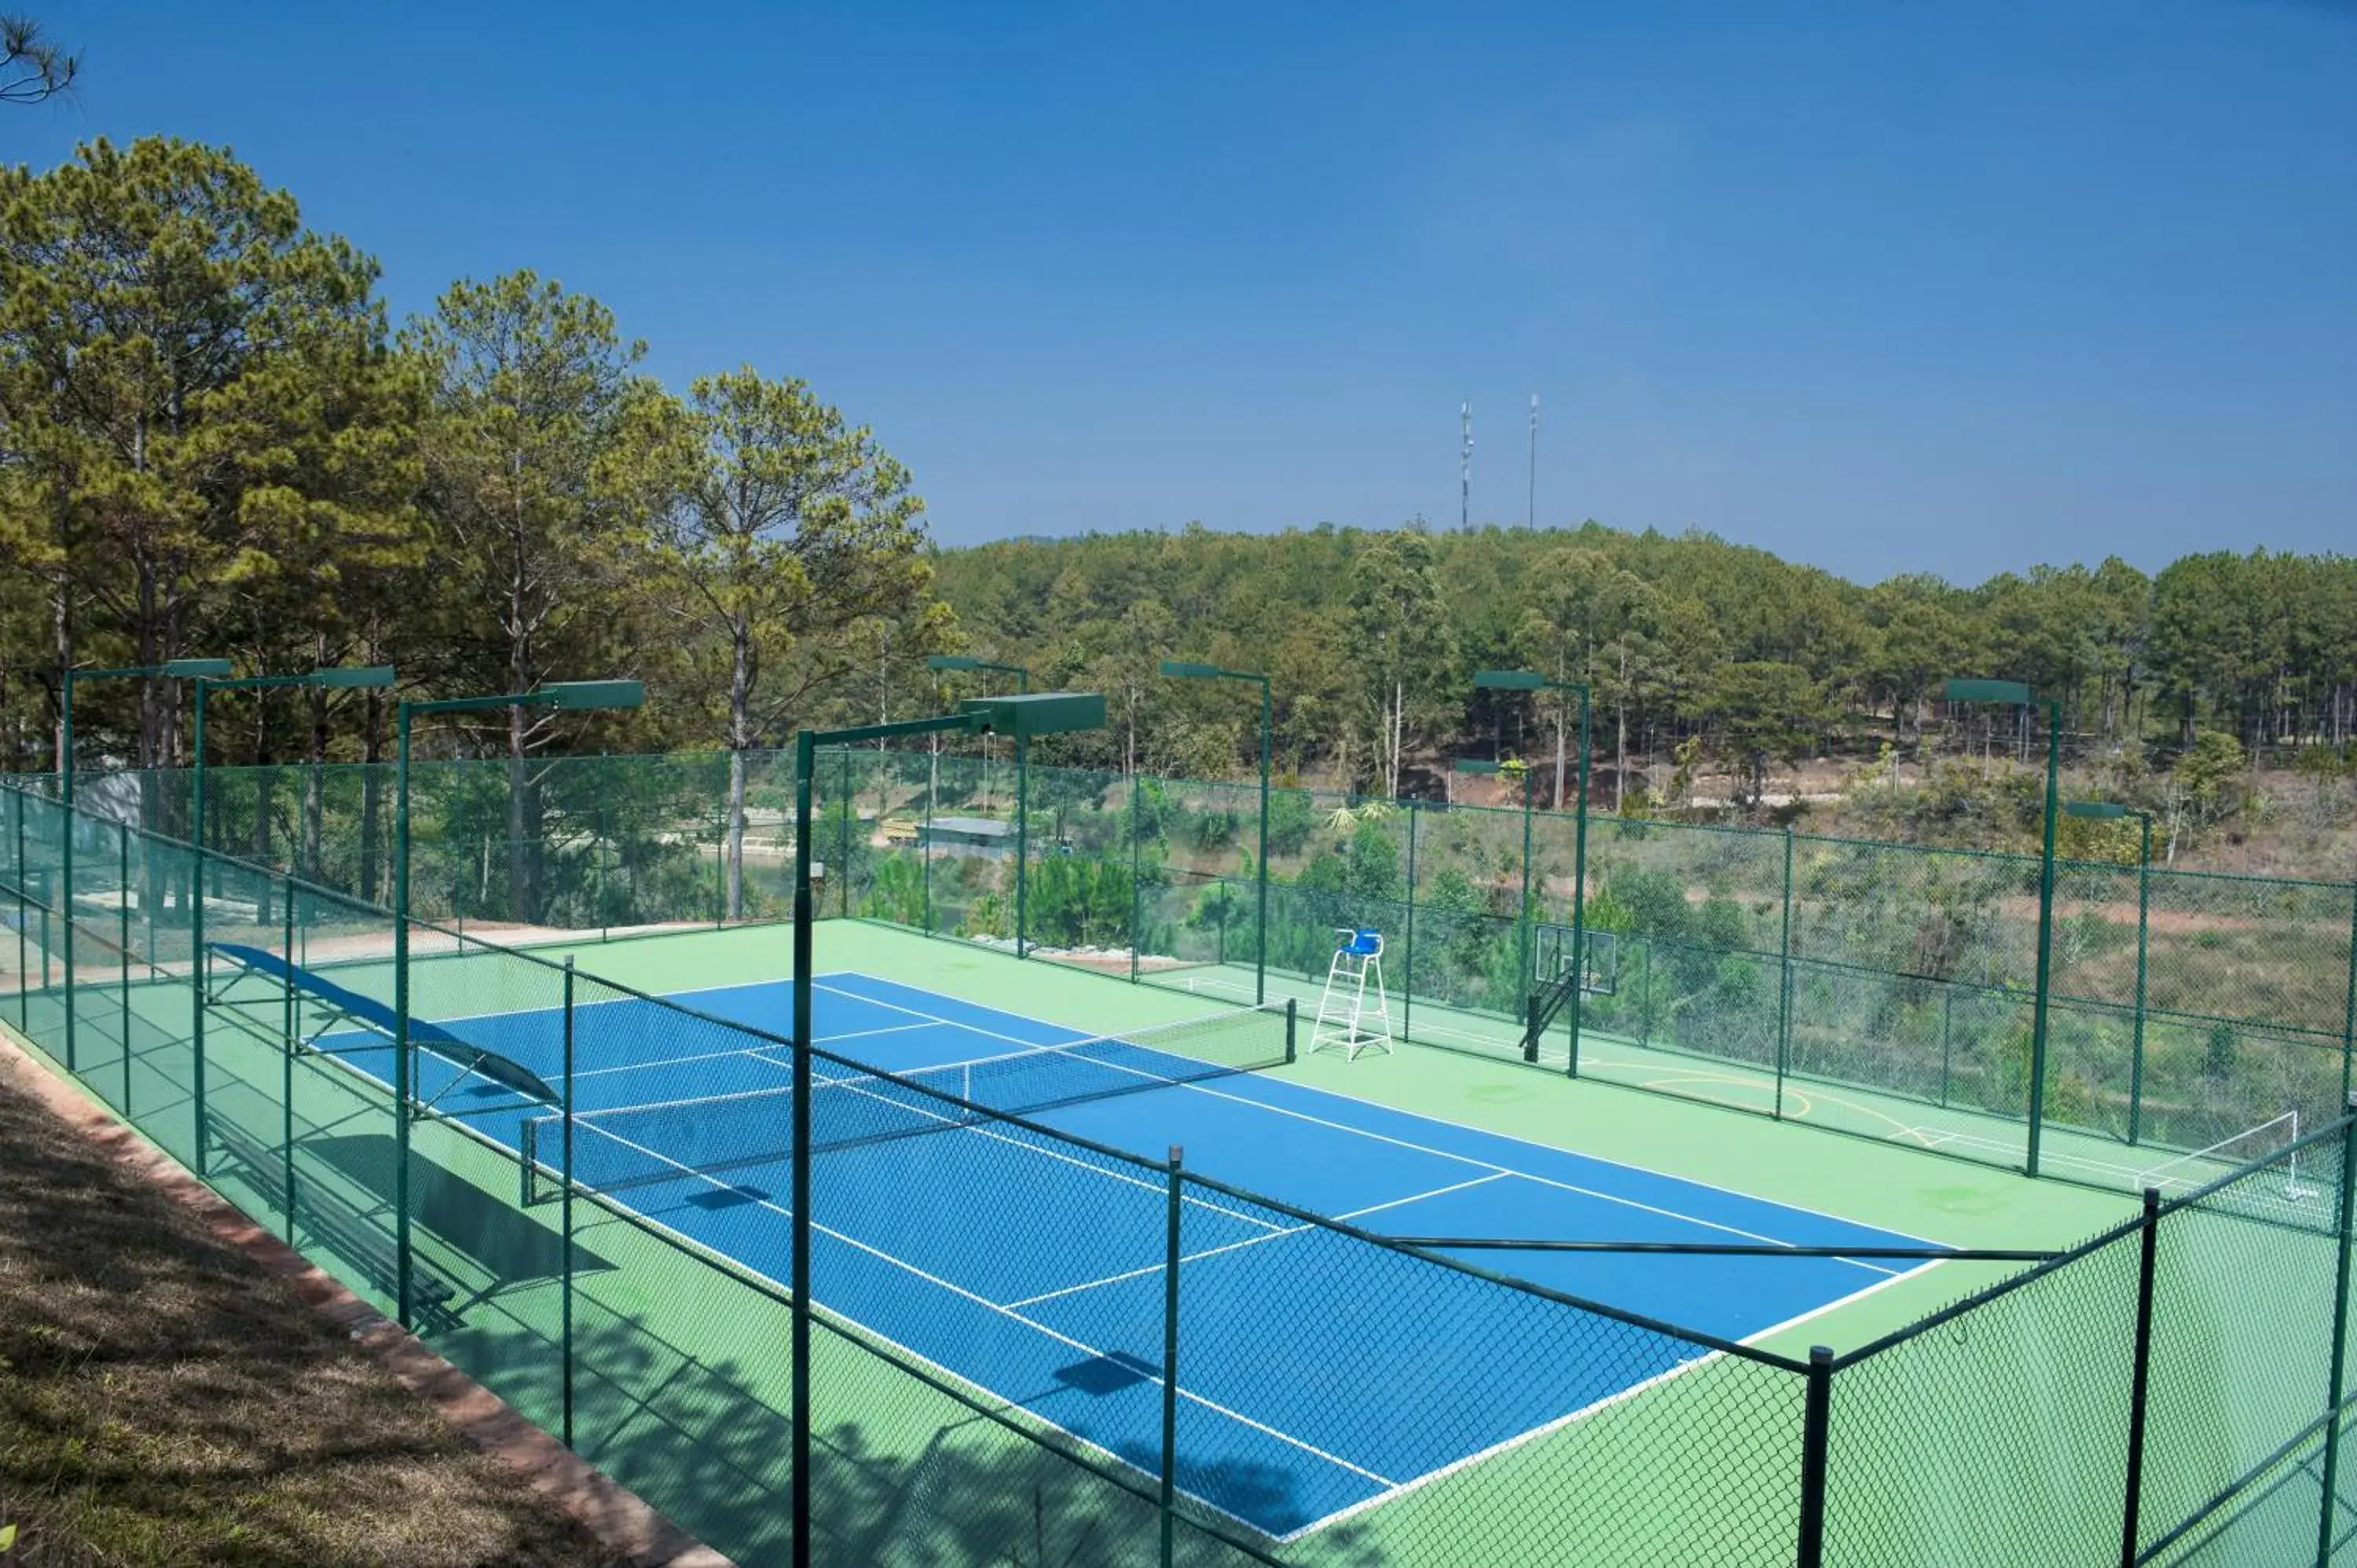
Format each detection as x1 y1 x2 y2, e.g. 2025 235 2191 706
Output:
281 875 296 1235
1796 1344 1834 1568
2119 1186 2161 1567
1284 997 1297 1064
561 955 577 1452
2316 1100 2357 1568
1159 1143 1184 1568
118 819 130 1115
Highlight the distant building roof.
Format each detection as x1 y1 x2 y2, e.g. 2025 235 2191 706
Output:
925 815 1013 838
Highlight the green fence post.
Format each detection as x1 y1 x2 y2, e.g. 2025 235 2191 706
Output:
1014 736 1028 955
2128 828 2152 1145
562 956 577 1452
11 791 25 1029
62 797 75 1074
1564 687 1594 1080
118 820 131 1114
2341 878 2356 1116
1941 987 1956 1108
596 750 610 940
2118 1187 2161 1568
2315 1104 2357 1568
1796 1345 1834 1568
1776 827 1794 1118
1129 771 1142 984
2025 698 2062 1178
840 746 853 920
1159 1145 1185 1568
189 830 209 1175
281 877 297 1236
1404 798 1417 1047
1516 782 1533 1024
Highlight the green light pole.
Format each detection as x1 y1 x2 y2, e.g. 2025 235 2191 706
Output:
927 655 1032 953
1475 671 1593 1076
57 657 233 1075
790 690 1104 1568
391 680 642 1328
2066 799 2154 1145
1162 661 1272 1006
189 665 395 1177
1948 677 2063 1177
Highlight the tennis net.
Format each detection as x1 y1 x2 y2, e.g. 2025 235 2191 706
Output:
519 998 1296 1206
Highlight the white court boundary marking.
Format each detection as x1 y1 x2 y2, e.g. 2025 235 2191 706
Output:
825 970 1912 1278
325 965 1958 1542
803 970 1954 1538
562 1078 1396 1491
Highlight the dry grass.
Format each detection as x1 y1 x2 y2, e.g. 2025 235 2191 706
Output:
0 1071 636 1568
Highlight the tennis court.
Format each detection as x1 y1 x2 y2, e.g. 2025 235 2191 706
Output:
247 962 1935 1540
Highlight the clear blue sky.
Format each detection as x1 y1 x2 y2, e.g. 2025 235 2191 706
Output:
15 1 2355 583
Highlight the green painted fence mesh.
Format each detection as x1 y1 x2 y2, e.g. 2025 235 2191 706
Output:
49 746 2357 1199
4 776 2356 1564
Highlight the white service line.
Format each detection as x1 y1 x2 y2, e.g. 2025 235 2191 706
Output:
1003 1171 1513 1310
831 972 1905 1273
822 1073 1288 1233
575 1109 1394 1489
1138 1070 1903 1275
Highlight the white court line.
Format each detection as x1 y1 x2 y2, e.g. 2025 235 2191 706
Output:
565 1020 933 1082
1277 1233 1952 1542
861 992 1908 1279
822 1073 1288 1234
570 968 1948 1534
1003 1172 1514 1311
1281 1346 1710 1542
567 1108 1395 1489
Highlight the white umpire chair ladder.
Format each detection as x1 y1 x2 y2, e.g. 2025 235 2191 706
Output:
1310 927 1394 1061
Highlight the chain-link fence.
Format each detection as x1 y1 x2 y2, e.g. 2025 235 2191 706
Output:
46 749 2357 1200
5 776 2357 1566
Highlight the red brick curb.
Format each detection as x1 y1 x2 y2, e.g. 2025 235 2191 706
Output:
0 1028 735 1568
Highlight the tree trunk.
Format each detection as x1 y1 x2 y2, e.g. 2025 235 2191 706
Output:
1615 694 1629 813
1376 674 1395 797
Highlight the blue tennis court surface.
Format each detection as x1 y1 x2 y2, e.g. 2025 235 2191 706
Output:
299 968 1932 1540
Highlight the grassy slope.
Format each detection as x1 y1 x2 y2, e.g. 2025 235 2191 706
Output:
0 1067 635 1568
